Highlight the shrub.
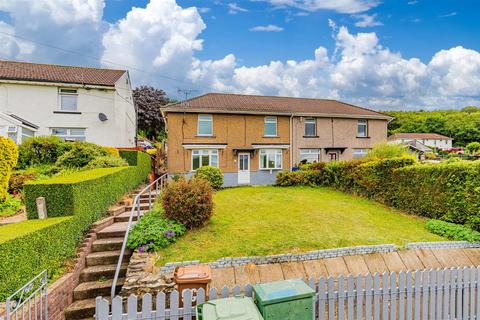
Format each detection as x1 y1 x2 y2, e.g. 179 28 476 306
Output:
0 194 22 217
25 151 151 219
84 156 128 170
0 137 19 202
55 142 108 168
426 219 480 242
193 166 224 189
126 207 185 252
162 178 214 229
465 142 480 155
17 136 70 169
367 142 410 159
103 146 120 158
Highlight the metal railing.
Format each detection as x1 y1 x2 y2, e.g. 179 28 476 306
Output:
110 174 168 298
3 270 48 320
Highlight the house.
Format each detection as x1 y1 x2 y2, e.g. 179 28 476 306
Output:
0 60 136 147
162 93 391 186
401 139 433 160
388 133 453 150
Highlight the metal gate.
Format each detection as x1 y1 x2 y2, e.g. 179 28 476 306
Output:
2 270 48 320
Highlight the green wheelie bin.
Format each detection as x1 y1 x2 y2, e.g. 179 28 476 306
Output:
196 296 264 320
253 279 315 320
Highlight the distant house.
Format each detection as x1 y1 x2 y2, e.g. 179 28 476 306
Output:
0 60 136 147
162 93 391 187
388 133 453 150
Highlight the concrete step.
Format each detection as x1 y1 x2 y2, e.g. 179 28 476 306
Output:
73 278 124 300
97 222 134 239
86 250 132 267
114 212 144 223
80 263 128 282
125 203 152 211
64 298 100 320
91 238 124 252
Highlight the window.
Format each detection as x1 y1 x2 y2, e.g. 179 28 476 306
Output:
260 149 282 170
353 148 369 159
51 128 86 141
59 88 78 111
21 128 35 143
264 116 277 137
304 118 316 136
7 126 17 142
357 119 368 137
192 149 218 170
197 114 213 136
300 149 320 163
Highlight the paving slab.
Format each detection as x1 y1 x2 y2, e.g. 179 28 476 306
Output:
280 261 306 280
233 263 260 287
258 263 284 282
323 257 349 277
343 255 370 276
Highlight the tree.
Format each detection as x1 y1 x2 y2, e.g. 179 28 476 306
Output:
465 142 480 155
133 86 171 140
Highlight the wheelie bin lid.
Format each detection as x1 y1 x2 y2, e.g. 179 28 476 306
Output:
196 296 264 320
253 279 315 305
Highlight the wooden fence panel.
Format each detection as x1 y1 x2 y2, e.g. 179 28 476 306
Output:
95 267 480 320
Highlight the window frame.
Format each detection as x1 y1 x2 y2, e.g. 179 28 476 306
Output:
51 127 86 141
197 114 213 136
353 148 370 159
58 88 78 112
304 117 317 137
357 119 368 137
259 149 282 170
191 149 219 171
264 116 278 137
299 148 320 163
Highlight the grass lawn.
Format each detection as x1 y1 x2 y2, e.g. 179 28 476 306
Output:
158 186 443 264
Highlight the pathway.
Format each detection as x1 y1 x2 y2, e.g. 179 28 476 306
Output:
210 247 480 289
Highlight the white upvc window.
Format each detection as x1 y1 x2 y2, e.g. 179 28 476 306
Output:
264 116 277 137
357 119 368 137
59 88 78 111
300 149 320 163
6 125 17 142
353 148 369 159
197 114 213 136
304 118 316 136
51 128 86 141
259 149 282 170
192 149 218 170
21 127 35 143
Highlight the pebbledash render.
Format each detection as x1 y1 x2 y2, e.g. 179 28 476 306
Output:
162 93 392 187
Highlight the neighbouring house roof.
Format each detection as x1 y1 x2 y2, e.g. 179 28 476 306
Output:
402 140 433 153
163 93 392 119
388 133 453 140
0 60 126 87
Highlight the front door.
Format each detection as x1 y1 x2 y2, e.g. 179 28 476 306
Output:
238 153 250 184
328 151 339 161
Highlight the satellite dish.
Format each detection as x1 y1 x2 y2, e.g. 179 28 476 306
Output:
98 113 108 122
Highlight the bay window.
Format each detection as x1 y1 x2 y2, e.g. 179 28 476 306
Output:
192 149 218 170
259 149 282 170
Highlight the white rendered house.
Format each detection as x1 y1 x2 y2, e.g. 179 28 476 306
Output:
0 60 136 147
388 133 453 150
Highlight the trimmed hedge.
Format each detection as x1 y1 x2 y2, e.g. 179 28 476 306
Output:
425 219 480 242
0 217 74 300
0 137 18 202
0 151 151 299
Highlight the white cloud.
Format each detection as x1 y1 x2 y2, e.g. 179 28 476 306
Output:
0 0 106 64
258 0 380 14
439 12 457 18
353 13 383 27
227 2 248 14
407 0 418 4
197 7 211 13
250 24 284 32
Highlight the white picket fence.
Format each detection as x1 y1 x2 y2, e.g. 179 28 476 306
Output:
96 266 480 320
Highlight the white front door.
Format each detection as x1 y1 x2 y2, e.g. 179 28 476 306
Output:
238 153 250 184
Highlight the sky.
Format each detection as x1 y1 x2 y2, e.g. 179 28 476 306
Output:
0 0 479 110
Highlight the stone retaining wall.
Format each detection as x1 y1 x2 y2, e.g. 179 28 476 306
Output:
406 241 480 249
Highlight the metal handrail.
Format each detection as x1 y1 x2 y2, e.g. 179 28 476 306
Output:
110 173 168 298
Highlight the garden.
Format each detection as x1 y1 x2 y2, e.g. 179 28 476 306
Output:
0 135 151 300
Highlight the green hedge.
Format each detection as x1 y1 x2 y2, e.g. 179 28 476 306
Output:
25 151 151 219
425 219 480 242
0 217 74 300
0 151 151 300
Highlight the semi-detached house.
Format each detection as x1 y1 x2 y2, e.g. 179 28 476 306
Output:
162 93 392 187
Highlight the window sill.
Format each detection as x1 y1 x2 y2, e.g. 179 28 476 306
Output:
356 136 370 139
195 134 216 138
303 135 319 138
259 168 282 171
263 135 279 138
54 111 81 115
